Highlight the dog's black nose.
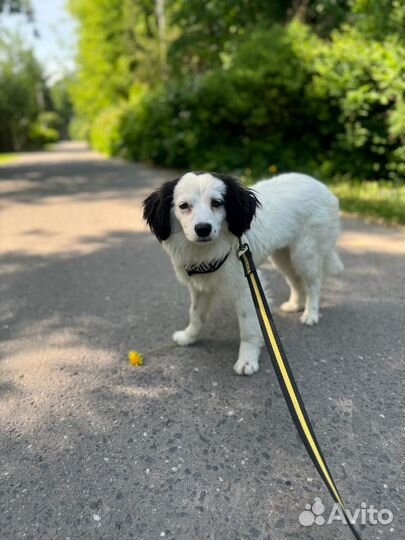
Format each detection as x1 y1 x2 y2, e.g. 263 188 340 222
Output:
195 223 212 238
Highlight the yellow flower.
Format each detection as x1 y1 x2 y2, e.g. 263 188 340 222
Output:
269 165 278 174
128 351 144 366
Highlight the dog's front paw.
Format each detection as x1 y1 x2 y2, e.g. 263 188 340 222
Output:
233 357 259 376
300 311 319 326
172 330 196 346
280 300 303 313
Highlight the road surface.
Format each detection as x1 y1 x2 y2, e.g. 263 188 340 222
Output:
1 142 404 540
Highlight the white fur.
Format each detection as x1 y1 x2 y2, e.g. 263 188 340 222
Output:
174 172 227 243
162 172 343 375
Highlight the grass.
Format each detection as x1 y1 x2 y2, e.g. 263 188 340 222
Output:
244 172 405 226
0 153 20 164
327 178 405 225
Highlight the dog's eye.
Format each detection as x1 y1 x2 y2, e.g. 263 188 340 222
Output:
211 199 223 208
179 202 189 210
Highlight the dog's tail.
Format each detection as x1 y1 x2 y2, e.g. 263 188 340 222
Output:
324 251 344 275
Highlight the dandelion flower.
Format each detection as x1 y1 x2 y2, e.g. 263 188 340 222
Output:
128 351 144 366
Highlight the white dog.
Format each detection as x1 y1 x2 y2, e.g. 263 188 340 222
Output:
143 172 343 375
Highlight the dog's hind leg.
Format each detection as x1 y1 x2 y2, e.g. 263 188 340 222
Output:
290 241 323 326
324 250 344 275
271 248 305 313
173 286 213 346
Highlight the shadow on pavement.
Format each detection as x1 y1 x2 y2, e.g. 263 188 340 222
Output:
0 160 176 204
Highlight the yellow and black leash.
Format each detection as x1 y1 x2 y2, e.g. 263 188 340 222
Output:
238 241 363 540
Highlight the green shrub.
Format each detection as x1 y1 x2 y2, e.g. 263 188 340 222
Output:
90 105 126 155
121 83 203 167
38 111 63 132
311 27 405 181
27 123 59 148
93 20 405 182
69 116 90 140
120 22 329 176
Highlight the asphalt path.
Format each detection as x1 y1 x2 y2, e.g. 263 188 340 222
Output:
1 142 404 540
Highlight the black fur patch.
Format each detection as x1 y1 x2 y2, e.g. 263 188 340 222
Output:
204 172 261 238
142 179 179 241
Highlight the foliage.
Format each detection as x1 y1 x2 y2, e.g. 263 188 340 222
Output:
0 0 36 34
38 111 62 131
69 0 405 218
0 31 64 151
28 111 61 147
115 21 405 182
312 28 405 180
350 0 405 40
90 105 126 155
328 178 405 224
50 77 74 138
69 116 90 141
168 0 393 74
68 0 163 127
0 0 32 17
27 122 59 148
119 22 328 176
0 32 44 150
167 0 291 76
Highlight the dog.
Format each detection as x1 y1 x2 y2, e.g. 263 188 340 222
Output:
143 171 343 375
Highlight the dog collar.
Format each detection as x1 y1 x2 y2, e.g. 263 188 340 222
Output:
185 250 231 276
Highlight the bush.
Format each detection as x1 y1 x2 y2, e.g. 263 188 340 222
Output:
92 20 405 182
27 123 59 148
121 22 328 176
38 111 63 132
121 84 201 166
0 34 44 151
69 116 90 140
312 27 405 181
90 105 126 155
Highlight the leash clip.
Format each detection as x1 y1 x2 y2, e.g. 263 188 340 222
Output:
237 242 249 259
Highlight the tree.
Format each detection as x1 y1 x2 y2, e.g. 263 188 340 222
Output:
167 0 292 75
0 31 44 150
50 76 74 138
0 0 31 15
68 0 163 124
0 0 34 23
350 0 405 40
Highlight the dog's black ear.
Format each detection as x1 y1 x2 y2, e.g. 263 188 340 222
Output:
143 179 178 242
212 173 260 237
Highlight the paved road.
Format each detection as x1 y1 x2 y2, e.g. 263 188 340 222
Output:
1 142 404 540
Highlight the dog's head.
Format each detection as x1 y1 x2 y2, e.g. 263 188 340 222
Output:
143 172 260 243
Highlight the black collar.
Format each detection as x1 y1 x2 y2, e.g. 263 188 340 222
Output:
185 250 231 276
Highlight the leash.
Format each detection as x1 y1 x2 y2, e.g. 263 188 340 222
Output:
237 240 363 540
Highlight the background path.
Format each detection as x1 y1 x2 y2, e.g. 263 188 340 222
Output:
1 142 404 540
